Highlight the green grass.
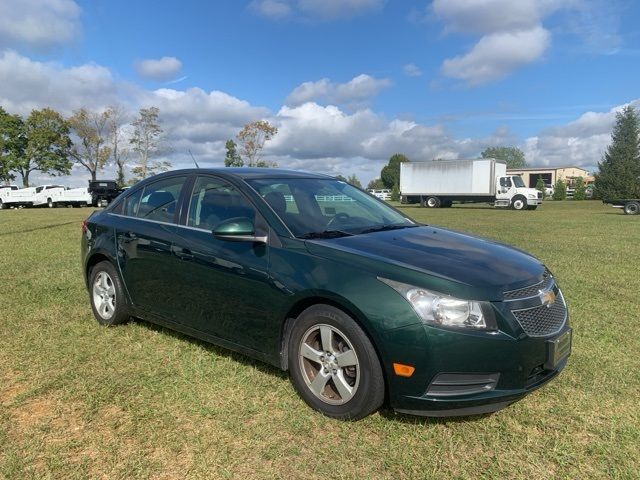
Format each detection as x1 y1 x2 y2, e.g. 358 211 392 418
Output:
1 201 638 479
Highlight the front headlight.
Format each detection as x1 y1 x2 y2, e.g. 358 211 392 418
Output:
379 278 496 330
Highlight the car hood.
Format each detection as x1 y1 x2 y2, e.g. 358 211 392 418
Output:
304 225 544 291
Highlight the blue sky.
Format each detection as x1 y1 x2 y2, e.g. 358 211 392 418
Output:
1 0 639 185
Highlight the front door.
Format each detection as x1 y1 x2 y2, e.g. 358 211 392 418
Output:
496 176 515 202
115 175 187 320
171 175 275 354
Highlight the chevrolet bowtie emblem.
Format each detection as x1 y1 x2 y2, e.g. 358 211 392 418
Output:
539 289 556 307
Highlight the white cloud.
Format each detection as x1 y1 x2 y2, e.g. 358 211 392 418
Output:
432 0 570 86
248 0 292 19
134 56 183 81
441 27 550 85
403 63 423 77
0 51 630 186
285 74 392 108
250 0 384 20
0 0 81 51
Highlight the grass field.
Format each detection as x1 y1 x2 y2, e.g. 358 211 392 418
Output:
1 201 638 479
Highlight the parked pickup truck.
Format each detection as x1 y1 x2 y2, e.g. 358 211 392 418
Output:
88 180 123 207
0 185 19 209
604 199 640 215
0 185 93 208
2 185 65 208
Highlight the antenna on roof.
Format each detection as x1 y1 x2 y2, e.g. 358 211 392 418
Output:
188 149 200 169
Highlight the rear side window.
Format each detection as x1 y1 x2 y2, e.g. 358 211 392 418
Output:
136 176 186 223
123 188 143 217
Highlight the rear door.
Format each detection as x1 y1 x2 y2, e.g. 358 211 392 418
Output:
114 175 188 320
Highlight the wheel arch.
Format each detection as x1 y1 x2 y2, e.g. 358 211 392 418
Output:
84 251 116 288
278 293 388 388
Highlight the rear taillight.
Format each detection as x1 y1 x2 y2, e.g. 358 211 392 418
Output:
81 219 88 234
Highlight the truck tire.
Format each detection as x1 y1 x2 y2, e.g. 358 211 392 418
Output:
624 201 640 215
47 198 56 208
425 196 441 208
0 199 4 210
511 196 527 211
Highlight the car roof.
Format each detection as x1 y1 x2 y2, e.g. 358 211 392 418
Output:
148 168 333 181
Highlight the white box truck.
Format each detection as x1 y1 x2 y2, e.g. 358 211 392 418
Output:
400 159 543 210
0 185 19 209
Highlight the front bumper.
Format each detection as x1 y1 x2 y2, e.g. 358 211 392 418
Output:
383 319 571 417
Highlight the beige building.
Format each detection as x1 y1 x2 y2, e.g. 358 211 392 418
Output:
506 166 591 188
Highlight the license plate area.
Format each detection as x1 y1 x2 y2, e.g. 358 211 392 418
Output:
545 328 572 370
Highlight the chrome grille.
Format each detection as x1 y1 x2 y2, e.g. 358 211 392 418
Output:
504 270 554 300
511 292 567 337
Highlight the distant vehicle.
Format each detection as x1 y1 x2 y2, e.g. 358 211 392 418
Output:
368 189 391 200
2 185 65 208
604 199 640 215
0 185 19 209
50 187 93 207
400 159 543 210
88 180 123 207
544 183 554 197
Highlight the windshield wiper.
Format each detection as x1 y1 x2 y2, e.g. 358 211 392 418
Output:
357 224 420 235
298 230 354 239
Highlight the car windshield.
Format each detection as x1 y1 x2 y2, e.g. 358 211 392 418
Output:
247 177 417 238
512 176 525 188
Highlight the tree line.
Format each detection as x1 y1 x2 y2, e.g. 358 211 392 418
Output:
0 105 168 187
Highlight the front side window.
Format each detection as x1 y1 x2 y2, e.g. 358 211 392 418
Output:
248 178 414 237
133 176 185 223
187 176 256 230
499 177 512 188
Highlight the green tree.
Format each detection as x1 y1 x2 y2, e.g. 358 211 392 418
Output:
390 184 400 201
552 180 566 200
535 176 546 200
0 107 26 183
68 108 112 182
335 174 348 182
346 174 362 188
224 139 243 167
15 108 72 187
573 177 586 200
481 146 527 169
237 120 278 167
130 107 170 181
380 153 409 189
595 105 640 199
366 178 384 190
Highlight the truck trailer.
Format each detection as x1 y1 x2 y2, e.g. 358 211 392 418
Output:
400 159 543 210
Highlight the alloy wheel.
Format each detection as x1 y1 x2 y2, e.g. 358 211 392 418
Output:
298 324 360 405
92 271 116 320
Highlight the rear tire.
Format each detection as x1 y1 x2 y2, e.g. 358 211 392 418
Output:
0 199 4 210
47 198 55 208
623 201 639 215
89 261 130 326
288 305 385 420
425 196 441 208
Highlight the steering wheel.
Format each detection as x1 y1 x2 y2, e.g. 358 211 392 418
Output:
327 212 351 229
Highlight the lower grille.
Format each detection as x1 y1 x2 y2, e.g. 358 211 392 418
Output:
511 292 567 337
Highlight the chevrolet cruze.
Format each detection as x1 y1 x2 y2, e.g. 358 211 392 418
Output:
81 169 571 420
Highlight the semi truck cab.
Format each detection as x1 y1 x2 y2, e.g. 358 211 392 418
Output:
495 175 543 210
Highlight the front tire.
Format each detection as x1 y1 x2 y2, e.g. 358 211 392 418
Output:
47 198 55 208
89 261 129 326
511 196 527 210
624 201 639 215
288 305 385 420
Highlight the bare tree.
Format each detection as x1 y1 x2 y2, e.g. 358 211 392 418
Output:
107 104 130 188
236 120 278 167
129 107 170 181
68 108 112 181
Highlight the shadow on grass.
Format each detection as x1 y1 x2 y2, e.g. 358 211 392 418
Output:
132 317 288 381
0 220 79 237
133 317 493 426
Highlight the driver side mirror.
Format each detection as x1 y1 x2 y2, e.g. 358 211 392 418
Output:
212 217 268 244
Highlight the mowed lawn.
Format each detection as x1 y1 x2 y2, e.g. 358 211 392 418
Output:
0 201 638 479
